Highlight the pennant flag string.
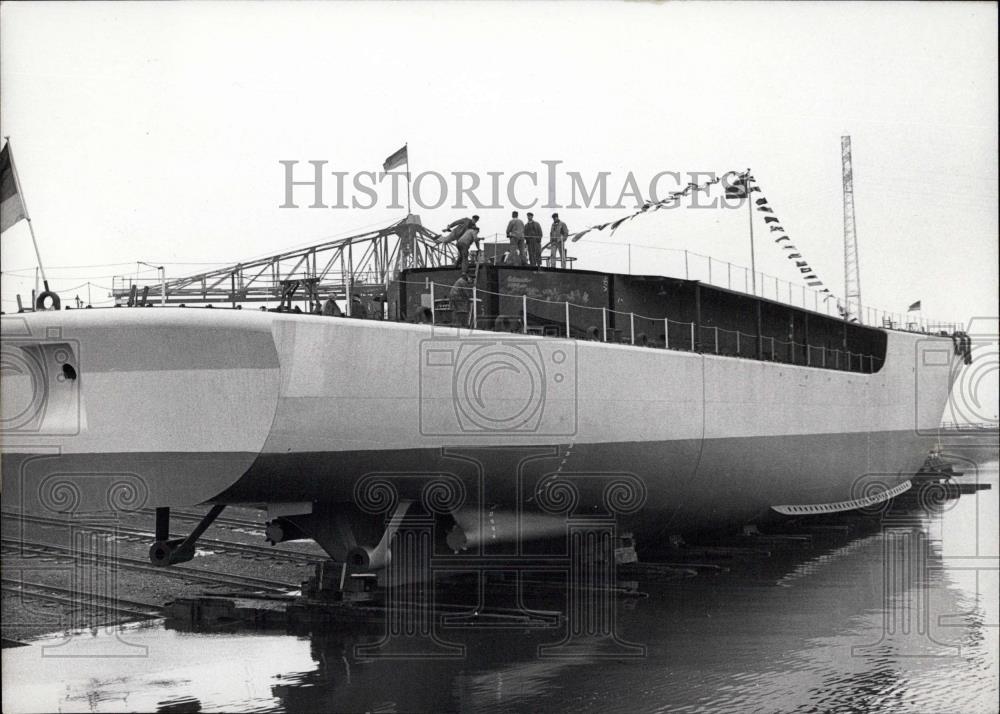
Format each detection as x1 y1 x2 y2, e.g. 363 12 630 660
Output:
747 174 842 308
570 169 753 243
564 168 847 315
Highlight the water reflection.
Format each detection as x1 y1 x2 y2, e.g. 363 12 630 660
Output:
3 458 996 713
2 626 318 713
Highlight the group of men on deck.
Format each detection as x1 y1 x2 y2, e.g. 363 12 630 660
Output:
503 211 569 268
436 211 570 273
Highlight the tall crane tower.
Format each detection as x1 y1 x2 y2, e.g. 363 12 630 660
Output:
841 135 862 322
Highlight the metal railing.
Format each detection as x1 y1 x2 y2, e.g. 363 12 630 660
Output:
103 225 961 336
570 239 964 335
418 279 886 374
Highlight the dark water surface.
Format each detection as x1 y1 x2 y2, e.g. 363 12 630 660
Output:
3 455 997 713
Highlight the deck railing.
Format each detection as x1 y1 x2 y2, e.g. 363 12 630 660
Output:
101 236 962 336
416 278 892 374
478 237 963 335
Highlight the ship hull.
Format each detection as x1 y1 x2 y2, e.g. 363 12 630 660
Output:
221 427 934 538
1 308 959 539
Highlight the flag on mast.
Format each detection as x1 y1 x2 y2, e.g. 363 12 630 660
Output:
382 144 408 172
1 143 28 233
725 175 748 200
907 300 922 312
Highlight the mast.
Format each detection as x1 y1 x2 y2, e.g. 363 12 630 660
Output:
747 171 757 296
841 136 862 322
4 137 48 285
405 142 412 216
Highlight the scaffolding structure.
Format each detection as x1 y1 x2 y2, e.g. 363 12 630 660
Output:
112 216 454 308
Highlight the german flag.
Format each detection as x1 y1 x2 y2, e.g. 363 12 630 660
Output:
1 143 27 233
382 144 408 172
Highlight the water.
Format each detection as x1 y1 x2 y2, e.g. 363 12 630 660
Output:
3 456 997 713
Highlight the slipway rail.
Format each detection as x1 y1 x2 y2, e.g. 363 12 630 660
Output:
1 578 162 620
4 511 323 566
1 538 298 593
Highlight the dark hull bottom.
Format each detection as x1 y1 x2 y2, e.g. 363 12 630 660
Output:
2 430 934 542
220 429 932 540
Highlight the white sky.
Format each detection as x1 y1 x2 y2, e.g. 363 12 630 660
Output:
1 1 997 330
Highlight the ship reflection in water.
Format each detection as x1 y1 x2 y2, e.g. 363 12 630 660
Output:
3 457 997 714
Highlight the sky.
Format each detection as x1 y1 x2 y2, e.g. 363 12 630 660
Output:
1 1 997 335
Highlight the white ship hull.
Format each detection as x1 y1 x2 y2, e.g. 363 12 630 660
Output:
1 308 959 539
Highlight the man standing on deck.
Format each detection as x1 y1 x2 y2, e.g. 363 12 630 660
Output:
351 294 369 319
322 297 343 316
449 272 473 327
455 224 480 274
505 210 526 265
547 213 569 267
524 212 543 267
439 215 479 244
